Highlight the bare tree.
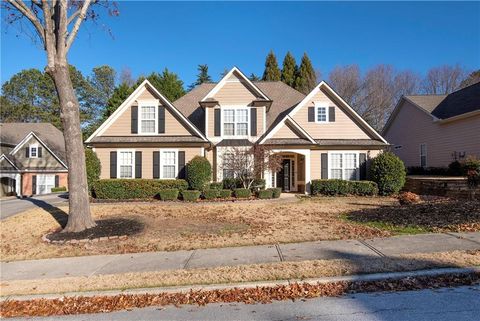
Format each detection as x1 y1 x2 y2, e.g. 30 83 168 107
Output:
220 145 282 189
119 67 135 86
3 0 118 232
328 64 362 108
422 64 467 94
393 70 421 102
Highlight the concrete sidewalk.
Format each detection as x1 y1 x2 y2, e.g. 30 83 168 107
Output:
1 232 479 282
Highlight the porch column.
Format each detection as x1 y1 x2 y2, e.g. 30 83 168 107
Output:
15 173 21 197
304 151 311 195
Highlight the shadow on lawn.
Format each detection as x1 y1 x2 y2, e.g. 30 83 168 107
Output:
345 199 480 232
24 197 69 228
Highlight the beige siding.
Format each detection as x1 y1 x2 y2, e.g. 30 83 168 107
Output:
291 90 370 139
271 122 303 139
384 101 480 167
256 107 266 137
0 157 16 170
213 81 258 105
102 88 191 136
95 146 203 179
206 107 219 139
13 136 64 170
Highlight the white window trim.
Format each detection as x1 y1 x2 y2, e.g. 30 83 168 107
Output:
220 106 250 138
327 151 360 180
117 149 136 179
29 143 39 158
420 143 427 167
314 102 329 124
159 149 178 179
138 100 159 135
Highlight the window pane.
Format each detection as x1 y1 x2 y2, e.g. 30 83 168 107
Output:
224 123 235 135
344 153 357 169
224 110 235 122
141 120 155 133
236 123 248 135
345 169 357 180
30 147 37 157
236 109 248 122
163 165 175 179
140 106 156 133
317 107 326 122
162 151 176 165
331 153 342 169
331 169 342 179
120 166 132 178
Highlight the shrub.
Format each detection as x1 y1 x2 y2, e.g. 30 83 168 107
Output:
268 187 282 198
92 179 188 199
251 178 266 190
223 177 241 190
203 189 220 200
181 190 201 202
369 152 406 196
186 156 211 190
463 156 480 189
85 149 101 190
257 189 273 199
209 182 223 190
407 166 450 176
159 189 179 201
233 188 251 198
349 181 378 196
448 161 464 176
398 191 420 205
311 179 350 196
51 186 67 193
219 189 232 198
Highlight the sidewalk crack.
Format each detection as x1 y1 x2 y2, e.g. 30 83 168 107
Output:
444 232 480 246
183 250 196 269
275 244 284 262
358 240 386 257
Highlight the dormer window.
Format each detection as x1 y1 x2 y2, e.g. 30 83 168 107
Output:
29 144 38 158
315 104 329 123
223 108 249 136
138 101 158 134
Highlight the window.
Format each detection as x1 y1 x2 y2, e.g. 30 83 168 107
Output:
139 105 157 134
222 152 235 179
420 144 427 167
315 104 329 123
223 108 249 136
161 150 177 179
329 152 359 180
118 151 134 178
36 175 55 194
29 144 38 158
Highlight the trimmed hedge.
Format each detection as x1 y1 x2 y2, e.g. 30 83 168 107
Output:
219 189 232 198
92 179 188 199
51 186 67 193
159 189 179 201
186 156 211 190
369 152 406 196
251 178 266 190
209 182 223 190
257 189 273 199
181 190 201 202
311 179 378 196
233 188 251 198
268 187 282 198
203 189 219 200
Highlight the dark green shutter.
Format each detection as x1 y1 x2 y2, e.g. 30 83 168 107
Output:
55 175 59 187
135 151 142 178
321 153 328 179
153 151 160 179
110 151 117 178
329 107 336 122
38 146 42 158
158 106 165 134
25 147 29 158
308 107 315 122
131 106 138 134
214 109 221 136
178 151 186 179
359 153 367 180
32 175 36 195
250 108 257 136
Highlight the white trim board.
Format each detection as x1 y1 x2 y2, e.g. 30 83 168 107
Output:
259 115 316 144
0 154 20 171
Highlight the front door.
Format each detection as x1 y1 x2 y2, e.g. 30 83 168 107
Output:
276 159 291 192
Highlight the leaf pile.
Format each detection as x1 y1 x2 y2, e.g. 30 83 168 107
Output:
1 272 478 318
347 199 480 232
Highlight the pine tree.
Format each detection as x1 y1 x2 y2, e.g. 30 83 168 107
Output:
281 51 297 87
295 53 317 94
262 50 281 81
104 82 134 118
189 64 212 90
249 73 260 81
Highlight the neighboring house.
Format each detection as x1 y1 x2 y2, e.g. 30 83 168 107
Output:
86 67 388 194
383 82 480 168
0 123 68 197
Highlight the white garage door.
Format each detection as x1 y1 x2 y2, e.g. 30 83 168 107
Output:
37 175 55 195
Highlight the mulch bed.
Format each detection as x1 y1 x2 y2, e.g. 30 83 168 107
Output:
346 199 480 232
1 272 478 318
45 218 144 242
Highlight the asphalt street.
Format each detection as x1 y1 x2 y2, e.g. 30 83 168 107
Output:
0 193 68 220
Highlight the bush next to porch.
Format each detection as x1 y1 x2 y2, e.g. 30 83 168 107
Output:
369 152 406 196
159 189 179 201
51 186 67 193
311 179 378 196
186 156 212 190
92 179 188 199
257 189 274 199
219 189 232 198
233 188 251 198
203 189 220 200
181 190 201 202
208 182 223 190
268 187 282 198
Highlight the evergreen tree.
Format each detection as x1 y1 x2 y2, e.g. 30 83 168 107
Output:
249 73 260 81
220 68 229 79
262 50 281 81
281 51 297 87
136 69 185 102
295 53 317 94
189 64 212 90
104 82 134 118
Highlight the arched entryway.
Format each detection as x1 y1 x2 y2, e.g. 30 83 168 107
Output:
0 176 17 197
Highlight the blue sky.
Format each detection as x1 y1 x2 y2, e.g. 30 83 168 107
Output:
1 1 479 86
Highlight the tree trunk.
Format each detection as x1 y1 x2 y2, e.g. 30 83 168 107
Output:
48 64 96 232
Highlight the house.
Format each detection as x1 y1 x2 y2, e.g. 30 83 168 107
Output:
0 123 68 197
382 82 480 168
86 67 388 193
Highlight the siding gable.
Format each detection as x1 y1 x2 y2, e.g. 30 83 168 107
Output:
12 136 65 170
212 72 261 106
0 156 17 171
271 121 307 139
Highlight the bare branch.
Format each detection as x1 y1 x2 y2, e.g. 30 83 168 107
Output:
65 0 93 52
67 8 82 26
6 0 45 43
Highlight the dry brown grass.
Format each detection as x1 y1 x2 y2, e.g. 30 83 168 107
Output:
1 250 478 297
1 197 398 261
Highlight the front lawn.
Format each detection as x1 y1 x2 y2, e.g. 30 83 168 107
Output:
1 197 479 261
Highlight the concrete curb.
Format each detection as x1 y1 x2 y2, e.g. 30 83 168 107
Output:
2 266 479 302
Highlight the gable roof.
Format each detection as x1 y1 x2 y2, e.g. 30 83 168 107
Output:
86 80 208 143
0 154 20 171
0 123 67 164
404 95 447 114
260 81 388 144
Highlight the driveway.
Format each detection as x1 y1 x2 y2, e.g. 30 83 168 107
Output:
0 193 68 220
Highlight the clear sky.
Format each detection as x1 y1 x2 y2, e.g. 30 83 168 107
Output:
1 1 479 86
